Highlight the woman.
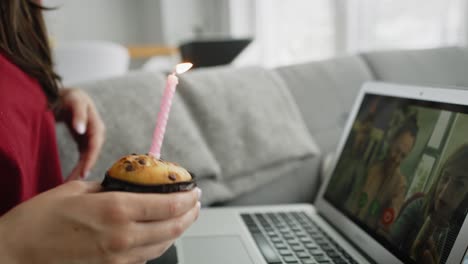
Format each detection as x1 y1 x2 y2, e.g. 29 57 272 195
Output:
326 113 374 207
389 144 468 264
349 118 419 233
0 1 201 263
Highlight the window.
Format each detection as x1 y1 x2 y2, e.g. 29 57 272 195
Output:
345 0 467 52
239 0 467 66
251 0 335 67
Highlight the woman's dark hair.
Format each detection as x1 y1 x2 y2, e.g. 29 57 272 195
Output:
423 144 468 225
0 0 61 107
391 115 419 143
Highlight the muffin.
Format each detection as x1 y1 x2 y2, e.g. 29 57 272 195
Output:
101 153 196 193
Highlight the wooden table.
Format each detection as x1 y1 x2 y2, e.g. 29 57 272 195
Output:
126 45 179 59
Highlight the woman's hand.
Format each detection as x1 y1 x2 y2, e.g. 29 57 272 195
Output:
418 238 439 264
413 238 439 264
0 181 201 264
56 88 105 180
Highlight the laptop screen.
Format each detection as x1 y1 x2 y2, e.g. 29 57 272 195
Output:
324 93 468 264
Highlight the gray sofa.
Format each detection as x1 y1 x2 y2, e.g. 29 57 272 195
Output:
56 46 468 206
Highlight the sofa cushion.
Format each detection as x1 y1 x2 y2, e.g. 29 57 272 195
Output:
177 66 320 183
275 55 374 153
56 71 221 182
224 156 322 206
362 47 468 87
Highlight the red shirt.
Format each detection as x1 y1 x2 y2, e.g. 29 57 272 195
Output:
0 53 63 215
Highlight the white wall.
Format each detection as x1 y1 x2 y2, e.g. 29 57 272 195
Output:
42 0 256 69
139 0 165 43
228 0 255 38
159 0 204 45
43 0 153 44
42 0 248 46
158 0 240 44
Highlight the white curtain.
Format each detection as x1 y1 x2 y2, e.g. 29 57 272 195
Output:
245 0 335 67
345 0 467 52
239 0 468 67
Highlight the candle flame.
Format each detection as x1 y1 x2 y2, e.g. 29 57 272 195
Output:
175 63 193 74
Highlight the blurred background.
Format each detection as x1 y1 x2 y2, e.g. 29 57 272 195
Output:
42 0 468 82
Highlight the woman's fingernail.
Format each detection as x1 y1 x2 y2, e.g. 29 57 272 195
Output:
76 122 86 135
82 171 90 179
196 201 201 220
196 188 202 200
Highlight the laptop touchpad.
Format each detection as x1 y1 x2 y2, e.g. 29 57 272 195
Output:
180 235 254 264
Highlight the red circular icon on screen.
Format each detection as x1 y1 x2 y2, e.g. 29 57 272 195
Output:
381 208 395 226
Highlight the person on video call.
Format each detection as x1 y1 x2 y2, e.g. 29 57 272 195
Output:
0 1 200 263
349 117 419 234
327 113 375 207
390 144 468 264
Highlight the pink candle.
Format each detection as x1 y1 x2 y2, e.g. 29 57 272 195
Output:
149 63 193 159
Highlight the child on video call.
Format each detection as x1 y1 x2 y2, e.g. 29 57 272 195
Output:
390 144 468 264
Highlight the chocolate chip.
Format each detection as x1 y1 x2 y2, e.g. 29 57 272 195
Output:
138 159 146 165
131 153 137 155
125 165 134 171
168 174 177 181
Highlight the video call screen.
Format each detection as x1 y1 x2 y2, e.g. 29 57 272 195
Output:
324 94 468 264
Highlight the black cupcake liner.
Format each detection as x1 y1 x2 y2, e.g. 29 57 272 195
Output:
101 173 197 193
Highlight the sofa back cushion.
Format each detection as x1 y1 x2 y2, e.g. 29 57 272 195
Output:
362 47 468 87
56 71 221 181
177 66 320 181
275 55 374 153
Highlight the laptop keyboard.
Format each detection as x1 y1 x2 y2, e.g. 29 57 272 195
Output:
241 211 358 264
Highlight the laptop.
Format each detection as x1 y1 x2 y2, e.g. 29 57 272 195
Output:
174 82 468 264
